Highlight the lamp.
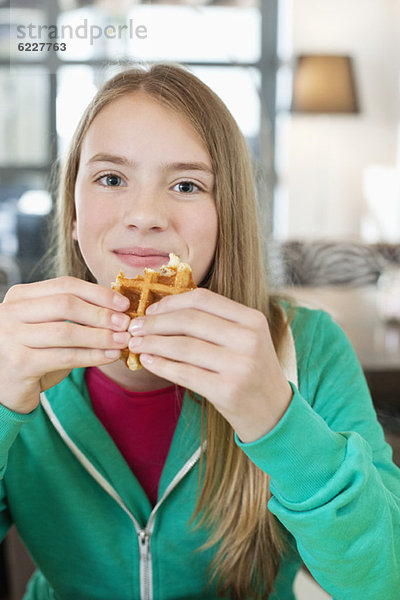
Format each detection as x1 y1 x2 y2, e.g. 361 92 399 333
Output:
291 54 359 114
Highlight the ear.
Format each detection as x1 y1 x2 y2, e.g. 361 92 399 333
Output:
72 220 78 241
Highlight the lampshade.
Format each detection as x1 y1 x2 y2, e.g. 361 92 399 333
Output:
291 54 359 114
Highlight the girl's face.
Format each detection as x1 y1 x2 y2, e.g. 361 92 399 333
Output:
74 92 218 287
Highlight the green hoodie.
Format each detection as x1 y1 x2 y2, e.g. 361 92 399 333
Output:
0 306 399 600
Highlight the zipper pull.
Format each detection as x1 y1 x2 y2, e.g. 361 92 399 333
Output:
138 530 149 545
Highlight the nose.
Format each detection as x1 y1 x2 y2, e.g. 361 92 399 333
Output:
123 184 169 232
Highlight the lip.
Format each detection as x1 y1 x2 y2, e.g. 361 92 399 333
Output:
113 247 171 269
114 246 170 258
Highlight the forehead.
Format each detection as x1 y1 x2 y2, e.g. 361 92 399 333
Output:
80 92 211 164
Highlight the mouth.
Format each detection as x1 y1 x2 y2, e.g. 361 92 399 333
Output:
114 247 170 257
113 247 171 270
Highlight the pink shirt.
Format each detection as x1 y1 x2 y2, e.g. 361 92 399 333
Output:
85 367 184 506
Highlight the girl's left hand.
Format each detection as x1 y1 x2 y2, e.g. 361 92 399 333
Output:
128 288 293 443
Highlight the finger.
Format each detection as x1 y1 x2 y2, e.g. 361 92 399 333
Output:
129 334 233 373
22 346 123 377
130 307 251 350
5 276 130 312
18 322 130 350
5 294 130 331
146 288 264 329
139 352 219 398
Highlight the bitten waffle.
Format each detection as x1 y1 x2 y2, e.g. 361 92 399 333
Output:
111 253 197 370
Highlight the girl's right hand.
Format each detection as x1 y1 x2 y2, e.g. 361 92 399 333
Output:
0 276 131 415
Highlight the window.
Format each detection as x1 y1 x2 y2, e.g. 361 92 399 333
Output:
0 0 277 288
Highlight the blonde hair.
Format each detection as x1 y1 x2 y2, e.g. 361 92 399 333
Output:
53 63 288 599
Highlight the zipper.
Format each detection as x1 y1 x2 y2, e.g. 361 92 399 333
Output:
40 393 206 600
135 442 205 600
138 529 152 600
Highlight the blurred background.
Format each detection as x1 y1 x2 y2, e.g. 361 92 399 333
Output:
1 1 400 598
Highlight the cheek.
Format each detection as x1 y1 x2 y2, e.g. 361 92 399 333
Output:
201 205 219 249
190 207 216 240
187 204 219 263
75 211 112 258
74 184 109 240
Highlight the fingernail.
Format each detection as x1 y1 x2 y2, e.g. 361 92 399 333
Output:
140 354 153 365
111 313 129 329
113 332 129 344
129 337 142 350
128 317 145 334
146 303 158 314
113 293 130 309
105 349 120 358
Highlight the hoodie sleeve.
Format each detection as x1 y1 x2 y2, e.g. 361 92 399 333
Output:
0 403 38 540
236 308 400 600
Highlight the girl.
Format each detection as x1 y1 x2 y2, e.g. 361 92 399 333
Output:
0 63 399 600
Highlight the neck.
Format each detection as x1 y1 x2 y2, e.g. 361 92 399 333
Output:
97 360 173 392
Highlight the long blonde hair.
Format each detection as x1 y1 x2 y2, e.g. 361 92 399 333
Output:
53 62 289 599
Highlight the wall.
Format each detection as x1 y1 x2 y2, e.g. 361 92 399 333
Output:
275 0 400 241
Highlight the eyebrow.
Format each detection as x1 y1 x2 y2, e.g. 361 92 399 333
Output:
86 153 214 177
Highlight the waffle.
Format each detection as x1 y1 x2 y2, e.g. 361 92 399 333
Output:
111 253 197 370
